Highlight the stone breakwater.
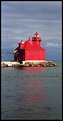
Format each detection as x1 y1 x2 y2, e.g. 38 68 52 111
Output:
1 61 57 67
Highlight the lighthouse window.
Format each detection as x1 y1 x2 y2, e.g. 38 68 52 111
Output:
37 35 39 37
34 35 36 37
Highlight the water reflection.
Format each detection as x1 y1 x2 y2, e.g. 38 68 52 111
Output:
16 79 46 106
16 66 46 72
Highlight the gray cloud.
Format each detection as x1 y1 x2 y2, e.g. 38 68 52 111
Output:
1 1 62 60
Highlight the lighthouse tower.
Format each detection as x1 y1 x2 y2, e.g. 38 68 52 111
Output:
14 32 46 62
32 32 41 46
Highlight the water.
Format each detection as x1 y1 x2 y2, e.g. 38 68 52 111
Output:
1 61 62 120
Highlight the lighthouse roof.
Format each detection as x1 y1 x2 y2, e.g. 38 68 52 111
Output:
34 32 40 38
34 32 39 36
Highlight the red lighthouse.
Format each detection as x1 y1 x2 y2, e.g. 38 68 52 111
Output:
14 32 46 63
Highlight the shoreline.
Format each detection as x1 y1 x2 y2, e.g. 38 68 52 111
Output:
1 60 57 67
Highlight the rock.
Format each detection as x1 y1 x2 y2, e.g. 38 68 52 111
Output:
1 61 57 67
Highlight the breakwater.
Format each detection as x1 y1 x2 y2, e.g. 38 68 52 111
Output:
1 60 57 67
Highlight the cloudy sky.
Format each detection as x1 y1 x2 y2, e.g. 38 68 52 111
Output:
1 1 62 60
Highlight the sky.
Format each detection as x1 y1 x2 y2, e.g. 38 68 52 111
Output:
1 1 62 60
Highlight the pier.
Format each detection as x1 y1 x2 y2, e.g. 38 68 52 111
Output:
1 60 57 67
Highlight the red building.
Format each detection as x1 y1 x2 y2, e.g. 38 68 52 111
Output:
14 32 46 63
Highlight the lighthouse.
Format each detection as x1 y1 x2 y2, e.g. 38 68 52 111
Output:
32 32 41 45
14 32 46 63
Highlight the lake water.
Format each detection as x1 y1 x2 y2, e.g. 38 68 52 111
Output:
1 61 62 120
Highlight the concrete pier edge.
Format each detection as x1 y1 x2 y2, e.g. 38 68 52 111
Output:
1 60 57 67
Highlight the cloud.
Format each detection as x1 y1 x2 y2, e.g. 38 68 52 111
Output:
46 42 61 48
1 1 62 60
